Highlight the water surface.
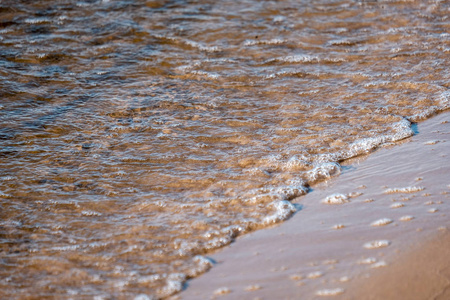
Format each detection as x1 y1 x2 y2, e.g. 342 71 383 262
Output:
0 0 449 298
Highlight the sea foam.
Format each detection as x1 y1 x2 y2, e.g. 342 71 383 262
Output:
384 186 425 194
363 240 391 249
370 218 393 227
322 193 349 204
262 200 296 225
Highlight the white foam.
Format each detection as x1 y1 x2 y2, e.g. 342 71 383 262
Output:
424 140 441 145
316 288 345 296
189 70 220 80
332 224 346 229
276 55 320 63
348 192 363 198
322 193 349 204
213 287 231 295
307 271 324 279
346 119 414 158
363 240 391 249
244 38 286 46
24 17 52 24
245 284 262 291
390 203 404 209
274 185 308 200
370 261 388 268
307 162 341 182
184 40 220 52
399 215 414 221
384 186 425 194
81 210 102 217
262 200 296 225
157 279 183 298
221 225 245 239
370 218 393 227
358 257 377 265
134 295 155 300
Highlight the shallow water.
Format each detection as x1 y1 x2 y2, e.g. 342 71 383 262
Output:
0 0 448 298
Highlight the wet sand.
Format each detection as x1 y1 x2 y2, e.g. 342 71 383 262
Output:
178 111 450 300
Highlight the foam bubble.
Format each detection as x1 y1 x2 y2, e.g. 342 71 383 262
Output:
307 162 341 182
307 271 324 279
348 192 363 198
245 285 262 291
347 119 414 157
332 224 346 230
134 294 156 300
399 215 414 221
358 257 377 265
363 240 391 249
370 261 387 268
262 200 296 225
424 140 441 145
24 17 51 24
384 186 425 194
244 38 286 46
370 218 393 227
157 279 183 298
390 203 404 209
322 193 349 204
184 40 220 52
274 185 308 200
316 288 345 296
214 287 231 295
81 210 102 217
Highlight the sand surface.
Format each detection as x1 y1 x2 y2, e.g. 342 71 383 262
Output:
178 111 450 300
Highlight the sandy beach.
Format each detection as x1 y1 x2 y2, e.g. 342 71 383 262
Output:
178 111 450 300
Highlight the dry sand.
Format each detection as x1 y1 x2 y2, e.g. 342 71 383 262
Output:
178 111 450 300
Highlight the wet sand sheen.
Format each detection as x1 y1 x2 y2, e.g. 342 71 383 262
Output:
1 1 449 297
179 111 450 299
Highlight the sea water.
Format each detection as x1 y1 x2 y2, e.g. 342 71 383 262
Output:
0 0 449 298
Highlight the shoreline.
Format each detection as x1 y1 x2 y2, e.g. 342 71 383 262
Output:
178 111 450 300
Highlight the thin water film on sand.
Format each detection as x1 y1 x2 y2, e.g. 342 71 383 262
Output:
0 0 449 298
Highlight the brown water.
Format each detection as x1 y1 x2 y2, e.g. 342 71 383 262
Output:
0 0 448 299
